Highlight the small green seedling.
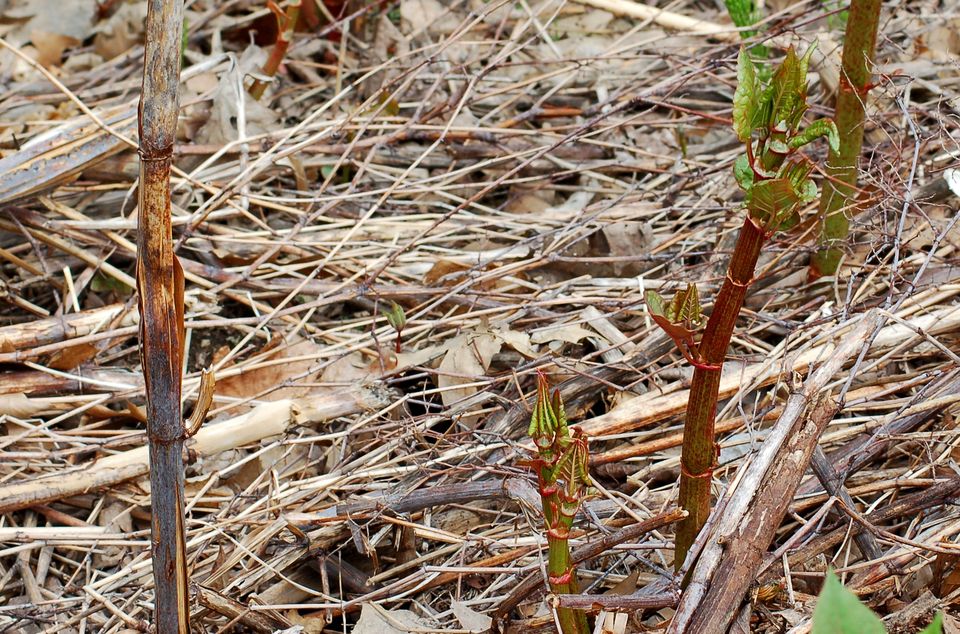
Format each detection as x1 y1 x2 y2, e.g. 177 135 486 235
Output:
384 301 406 353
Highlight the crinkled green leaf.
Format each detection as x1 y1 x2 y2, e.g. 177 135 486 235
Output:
798 178 818 203
768 139 790 155
645 289 668 320
789 118 840 153
811 569 885 634
670 283 703 327
645 287 702 342
384 302 406 330
767 46 812 134
747 177 800 229
734 153 754 191
733 48 759 142
781 158 814 188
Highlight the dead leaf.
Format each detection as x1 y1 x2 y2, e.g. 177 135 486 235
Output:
46 342 99 370
505 191 553 215
0 393 50 417
4 0 98 45
601 220 655 276
196 47 278 145
424 259 471 285
399 0 460 36
530 323 598 346
437 329 501 421
94 1 148 60
452 601 492 632
354 603 432 634
29 31 79 67
284 608 324 633
320 352 372 385
94 498 133 568
495 325 537 358
216 338 323 401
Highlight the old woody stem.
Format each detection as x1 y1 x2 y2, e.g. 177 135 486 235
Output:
139 0 189 631
674 213 766 569
810 0 882 277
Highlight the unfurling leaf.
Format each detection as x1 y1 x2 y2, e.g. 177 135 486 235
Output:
384 302 406 331
734 153 755 191
645 284 704 343
528 371 568 451
747 177 801 230
733 48 759 142
765 46 815 134
789 118 840 153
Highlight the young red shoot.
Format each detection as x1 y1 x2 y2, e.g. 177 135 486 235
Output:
525 371 591 634
649 47 838 570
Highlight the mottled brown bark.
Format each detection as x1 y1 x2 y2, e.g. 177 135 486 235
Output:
138 0 188 630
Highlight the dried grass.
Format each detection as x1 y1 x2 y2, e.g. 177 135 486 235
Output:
0 0 958 631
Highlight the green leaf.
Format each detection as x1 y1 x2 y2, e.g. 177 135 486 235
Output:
725 0 759 29
789 118 840 153
811 570 885 634
384 302 406 330
733 48 759 142
645 286 703 343
766 46 811 134
798 178 818 204
734 153 754 191
747 177 800 229
919 613 943 634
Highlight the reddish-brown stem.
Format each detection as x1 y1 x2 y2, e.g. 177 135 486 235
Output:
139 0 189 630
249 0 302 101
674 213 767 569
811 0 882 278
299 0 320 29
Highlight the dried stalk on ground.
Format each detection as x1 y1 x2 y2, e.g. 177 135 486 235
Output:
138 0 189 630
668 311 879 633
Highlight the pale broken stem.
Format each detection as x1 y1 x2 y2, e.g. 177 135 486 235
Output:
575 303 960 439
0 387 383 514
574 0 736 39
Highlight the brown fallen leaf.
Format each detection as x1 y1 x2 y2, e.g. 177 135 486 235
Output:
437 328 501 422
216 337 323 401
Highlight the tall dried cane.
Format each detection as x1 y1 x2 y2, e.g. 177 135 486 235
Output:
138 0 189 630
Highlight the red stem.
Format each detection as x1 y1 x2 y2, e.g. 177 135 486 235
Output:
674 213 767 568
249 0 301 101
